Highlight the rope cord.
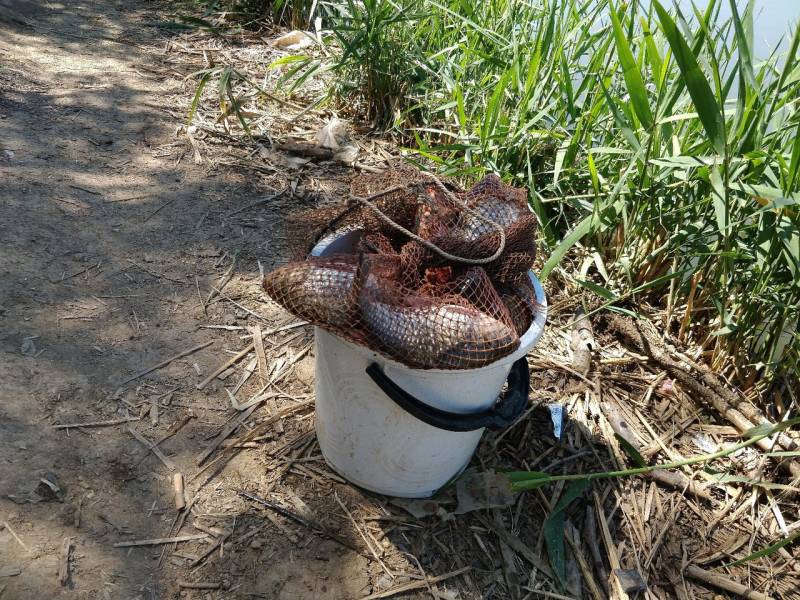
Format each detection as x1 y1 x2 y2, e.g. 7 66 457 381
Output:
350 175 507 266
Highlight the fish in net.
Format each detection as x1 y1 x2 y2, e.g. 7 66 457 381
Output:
263 167 542 370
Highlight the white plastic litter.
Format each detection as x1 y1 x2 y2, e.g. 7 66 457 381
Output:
273 30 315 51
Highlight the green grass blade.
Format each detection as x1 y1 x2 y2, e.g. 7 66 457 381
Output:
541 215 593 281
615 433 647 467
609 0 653 128
766 15 800 125
510 417 800 492
481 70 509 147
744 417 800 438
226 84 251 136
187 70 214 125
576 279 615 301
788 120 800 193
268 55 310 69
710 164 728 235
506 471 550 484
640 16 664 87
710 474 800 492
653 0 726 155
724 531 800 568
218 65 232 104
587 153 601 195
541 0 558 60
544 480 589 589
729 0 756 92
454 85 466 129
600 79 641 151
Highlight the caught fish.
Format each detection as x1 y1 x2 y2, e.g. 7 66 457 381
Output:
456 199 523 241
500 280 540 336
262 256 358 327
453 174 528 241
260 168 539 371
360 277 519 369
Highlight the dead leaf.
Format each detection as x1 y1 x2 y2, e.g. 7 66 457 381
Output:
315 118 349 150
334 145 359 165
454 470 514 514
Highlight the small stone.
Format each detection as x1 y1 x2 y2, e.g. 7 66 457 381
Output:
35 472 65 502
222 313 237 326
20 337 37 356
374 574 393 591
294 356 315 387
614 569 647 594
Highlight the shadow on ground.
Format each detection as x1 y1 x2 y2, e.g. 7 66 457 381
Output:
0 0 292 596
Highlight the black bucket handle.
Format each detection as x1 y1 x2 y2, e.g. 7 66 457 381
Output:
365 357 530 433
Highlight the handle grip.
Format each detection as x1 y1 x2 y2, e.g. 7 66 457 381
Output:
365 357 530 432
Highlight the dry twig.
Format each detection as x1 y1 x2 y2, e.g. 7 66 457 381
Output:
128 426 176 471
54 416 140 429
684 564 774 600
358 567 471 600
113 534 208 547
120 340 213 386
58 538 72 587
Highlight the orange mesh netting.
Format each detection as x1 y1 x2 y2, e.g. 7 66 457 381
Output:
264 167 542 370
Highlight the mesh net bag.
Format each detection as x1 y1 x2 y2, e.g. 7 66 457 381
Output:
263 167 541 370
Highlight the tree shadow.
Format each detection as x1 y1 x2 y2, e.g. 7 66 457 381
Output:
0 0 296 596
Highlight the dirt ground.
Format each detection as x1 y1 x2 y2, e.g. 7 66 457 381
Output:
2 1 799 599
0 1 309 597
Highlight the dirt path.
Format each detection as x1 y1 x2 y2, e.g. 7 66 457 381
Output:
0 4 413 599
0 2 295 596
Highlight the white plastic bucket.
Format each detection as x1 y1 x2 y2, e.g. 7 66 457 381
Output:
311 229 547 497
